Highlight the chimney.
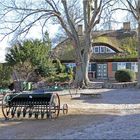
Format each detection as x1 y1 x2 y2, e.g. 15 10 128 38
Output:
123 22 131 30
77 25 83 36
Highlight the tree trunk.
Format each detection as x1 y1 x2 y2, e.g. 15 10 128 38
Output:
73 34 91 88
74 51 90 88
83 50 90 85
137 22 140 87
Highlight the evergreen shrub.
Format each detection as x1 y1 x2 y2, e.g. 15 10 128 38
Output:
115 69 136 82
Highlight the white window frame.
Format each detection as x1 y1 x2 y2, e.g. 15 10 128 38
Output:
117 62 126 70
94 46 99 53
64 63 76 68
100 46 106 53
93 45 116 54
106 47 115 53
131 62 138 72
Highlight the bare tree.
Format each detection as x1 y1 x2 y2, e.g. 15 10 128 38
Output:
0 0 115 87
125 12 137 29
116 0 140 86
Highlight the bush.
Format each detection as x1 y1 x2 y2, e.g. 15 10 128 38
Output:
0 80 11 88
115 69 136 82
54 73 73 82
46 73 73 83
54 59 65 73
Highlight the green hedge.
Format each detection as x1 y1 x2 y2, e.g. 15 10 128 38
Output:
115 69 136 82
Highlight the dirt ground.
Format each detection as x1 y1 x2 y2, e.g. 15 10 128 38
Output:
0 93 117 139
1 88 140 139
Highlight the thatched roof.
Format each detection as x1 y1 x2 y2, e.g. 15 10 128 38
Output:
52 29 137 62
52 39 76 61
93 36 123 53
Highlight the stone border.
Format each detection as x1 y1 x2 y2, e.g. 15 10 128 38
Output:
103 81 137 89
80 93 101 99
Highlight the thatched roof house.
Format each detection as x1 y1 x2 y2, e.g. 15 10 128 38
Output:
53 26 137 62
52 22 138 80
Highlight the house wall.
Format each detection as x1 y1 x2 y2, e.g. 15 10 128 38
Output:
108 62 138 81
108 62 115 80
63 61 138 81
89 61 138 81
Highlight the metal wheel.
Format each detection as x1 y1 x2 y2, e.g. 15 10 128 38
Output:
62 104 68 114
49 93 60 118
1 94 12 119
17 108 21 118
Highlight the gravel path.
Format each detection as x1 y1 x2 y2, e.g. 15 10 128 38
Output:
0 88 140 139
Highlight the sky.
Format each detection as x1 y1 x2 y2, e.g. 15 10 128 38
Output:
0 24 59 63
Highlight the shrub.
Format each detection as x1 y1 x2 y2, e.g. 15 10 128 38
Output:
54 73 73 82
46 73 73 83
0 80 11 88
115 69 136 82
54 59 65 73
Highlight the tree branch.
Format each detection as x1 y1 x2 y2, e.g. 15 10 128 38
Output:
61 0 80 45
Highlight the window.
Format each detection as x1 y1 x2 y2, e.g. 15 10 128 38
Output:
88 63 91 71
93 45 116 54
118 62 126 70
65 63 76 68
91 63 96 71
126 62 131 69
131 62 138 72
100 46 106 53
106 47 111 53
112 62 117 71
94 47 99 53
106 47 115 53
